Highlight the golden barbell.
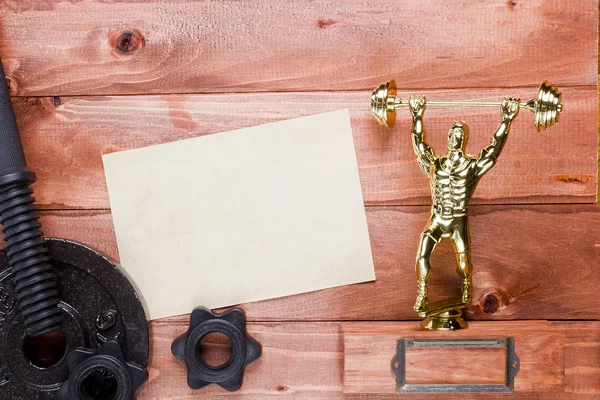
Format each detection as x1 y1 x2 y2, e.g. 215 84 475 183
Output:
371 80 562 132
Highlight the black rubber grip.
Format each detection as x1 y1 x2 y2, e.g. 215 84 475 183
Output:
0 61 27 174
0 58 63 337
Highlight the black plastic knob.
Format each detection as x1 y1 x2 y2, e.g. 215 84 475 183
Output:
171 307 261 391
57 339 147 400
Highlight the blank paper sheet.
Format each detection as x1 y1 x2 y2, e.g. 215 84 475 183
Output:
103 109 375 320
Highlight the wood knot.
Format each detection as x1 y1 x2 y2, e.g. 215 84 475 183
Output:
555 175 593 184
507 0 517 8
113 30 144 55
317 19 336 29
481 293 501 314
52 96 62 107
276 385 288 392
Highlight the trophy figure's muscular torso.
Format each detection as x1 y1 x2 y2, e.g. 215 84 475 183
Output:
409 95 520 312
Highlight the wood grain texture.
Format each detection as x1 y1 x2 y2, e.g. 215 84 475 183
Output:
134 321 600 399
30 204 600 321
343 321 563 394
0 1 596 96
562 321 600 394
404 348 506 384
342 321 600 396
13 87 597 209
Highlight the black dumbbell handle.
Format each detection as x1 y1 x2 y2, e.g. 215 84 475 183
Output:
0 59 63 337
0 62 32 185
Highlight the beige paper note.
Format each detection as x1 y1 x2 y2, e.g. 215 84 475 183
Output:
103 109 375 320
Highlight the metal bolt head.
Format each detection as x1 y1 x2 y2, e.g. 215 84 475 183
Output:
96 309 117 331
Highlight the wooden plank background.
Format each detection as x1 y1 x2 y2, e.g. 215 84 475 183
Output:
0 0 596 95
12 87 598 208
0 0 598 399
33 205 600 322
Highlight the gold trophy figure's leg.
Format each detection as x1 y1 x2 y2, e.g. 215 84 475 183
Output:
414 230 440 312
455 255 473 304
451 225 473 305
461 278 473 304
415 221 472 331
414 283 428 313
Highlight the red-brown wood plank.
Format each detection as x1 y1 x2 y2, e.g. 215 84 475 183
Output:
30 204 600 321
404 348 507 384
0 1 596 96
342 321 600 397
13 88 597 209
343 321 563 394
134 320 600 399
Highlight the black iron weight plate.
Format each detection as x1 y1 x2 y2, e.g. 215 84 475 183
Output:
0 238 149 400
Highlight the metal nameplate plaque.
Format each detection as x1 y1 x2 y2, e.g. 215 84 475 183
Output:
391 337 520 393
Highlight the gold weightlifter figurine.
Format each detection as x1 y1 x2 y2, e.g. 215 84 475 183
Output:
409 95 519 313
371 80 562 330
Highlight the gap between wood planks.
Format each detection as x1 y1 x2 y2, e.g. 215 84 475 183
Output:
7 84 594 99
34 201 600 212
152 318 600 323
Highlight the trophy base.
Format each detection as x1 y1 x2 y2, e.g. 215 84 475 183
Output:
420 309 468 331
418 297 468 331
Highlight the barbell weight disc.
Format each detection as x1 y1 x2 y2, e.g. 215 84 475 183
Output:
549 82 562 129
533 80 562 132
371 79 397 128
